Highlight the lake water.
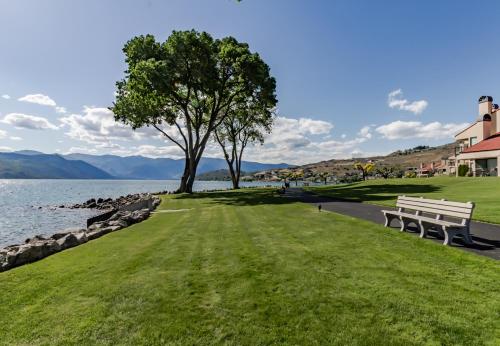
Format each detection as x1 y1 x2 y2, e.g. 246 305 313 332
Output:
0 179 281 247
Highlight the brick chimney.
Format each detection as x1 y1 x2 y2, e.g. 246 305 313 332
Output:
483 114 492 139
478 96 493 120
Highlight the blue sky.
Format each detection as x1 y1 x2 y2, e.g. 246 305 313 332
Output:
1 0 500 164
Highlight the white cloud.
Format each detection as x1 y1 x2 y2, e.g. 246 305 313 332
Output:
0 130 22 141
17 93 69 114
65 146 99 155
388 89 428 115
358 125 372 139
296 118 333 134
242 116 373 165
59 107 141 143
18 93 57 107
132 144 184 158
341 134 347 139
55 106 67 114
1 113 58 130
1 94 10 100
375 120 469 140
0 146 12 152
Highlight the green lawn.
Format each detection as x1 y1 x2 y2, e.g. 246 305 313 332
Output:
1 189 499 345
307 176 500 224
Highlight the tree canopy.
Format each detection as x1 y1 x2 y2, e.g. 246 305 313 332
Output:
111 30 276 193
215 95 276 189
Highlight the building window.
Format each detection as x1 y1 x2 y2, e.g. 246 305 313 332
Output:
470 136 478 146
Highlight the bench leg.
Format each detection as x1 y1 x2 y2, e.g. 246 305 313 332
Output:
418 221 430 238
460 227 473 245
400 217 412 232
463 229 473 245
442 227 458 246
443 227 472 246
383 213 399 227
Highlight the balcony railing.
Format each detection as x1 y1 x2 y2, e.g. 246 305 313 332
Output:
455 144 469 155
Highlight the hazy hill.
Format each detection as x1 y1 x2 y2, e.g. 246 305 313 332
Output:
0 153 114 179
65 153 289 180
196 169 254 181
280 143 456 176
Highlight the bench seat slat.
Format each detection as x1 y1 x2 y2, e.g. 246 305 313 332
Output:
395 202 472 219
381 210 465 228
399 196 473 208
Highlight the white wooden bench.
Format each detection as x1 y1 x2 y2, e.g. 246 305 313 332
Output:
381 196 475 246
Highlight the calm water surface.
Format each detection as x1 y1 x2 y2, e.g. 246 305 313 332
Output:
0 179 280 247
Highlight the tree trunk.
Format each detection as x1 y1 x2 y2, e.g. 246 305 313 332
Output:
185 157 199 194
225 162 239 189
176 157 191 193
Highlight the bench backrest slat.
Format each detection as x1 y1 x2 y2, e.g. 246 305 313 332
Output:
396 196 474 220
398 196 473 209
397 199 473 214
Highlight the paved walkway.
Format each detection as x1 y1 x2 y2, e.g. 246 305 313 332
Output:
284 188 500 260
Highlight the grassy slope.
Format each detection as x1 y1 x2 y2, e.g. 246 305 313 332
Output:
0 189 499 345
308 176 500 224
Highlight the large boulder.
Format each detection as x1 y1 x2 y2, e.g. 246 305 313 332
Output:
50 232 69 240
86 230 103 241
131 209 150 223
152 196 161 207
100 225 122 234
13 240 61 267
108 219 128 229
50 228 85 241
24 234 46 244
56 233 80 250
72 230 88 244
87 222 107 232
85 225 121 241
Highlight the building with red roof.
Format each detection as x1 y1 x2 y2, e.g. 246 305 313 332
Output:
454 96 500 176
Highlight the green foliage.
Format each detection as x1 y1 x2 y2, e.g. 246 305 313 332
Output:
405 171 417 178
354 162 375 180
458 164 469 177
214 75 277 189
393 145 430 156
338 172 363 183
316 171 330 184
375 166 403 179
111 30 276 192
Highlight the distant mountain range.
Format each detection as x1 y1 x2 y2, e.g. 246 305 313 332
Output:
0 152 113 179
0 150 290 179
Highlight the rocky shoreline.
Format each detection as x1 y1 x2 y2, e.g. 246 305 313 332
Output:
0 193 161 272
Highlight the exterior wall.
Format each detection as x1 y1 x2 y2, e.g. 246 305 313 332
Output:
457 149 500 160
457 149 500 177
455 121 485 144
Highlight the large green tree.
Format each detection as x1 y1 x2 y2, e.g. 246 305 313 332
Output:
215 98 276 189
111 30 276 193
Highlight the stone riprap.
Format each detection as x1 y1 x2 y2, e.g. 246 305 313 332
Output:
0 194 161 272
64 193 162 211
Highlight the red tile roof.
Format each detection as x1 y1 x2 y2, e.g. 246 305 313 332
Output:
462 132 500 153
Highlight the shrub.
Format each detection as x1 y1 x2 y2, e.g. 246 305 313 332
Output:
458 164 469 177
405 171 417 178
